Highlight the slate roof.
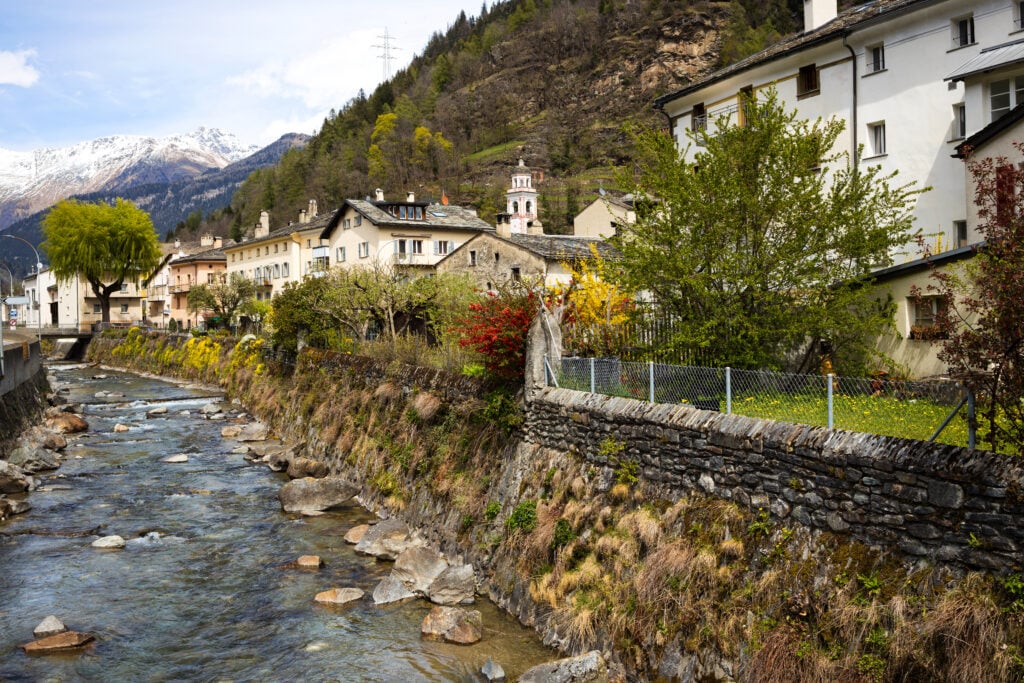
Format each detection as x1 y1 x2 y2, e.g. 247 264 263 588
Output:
655 0 935 107
171 247 227 265
225 211 337 251
506 233 618 261
320 199 493 240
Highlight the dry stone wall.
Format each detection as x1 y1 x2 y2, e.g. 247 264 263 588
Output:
523 387 1024 572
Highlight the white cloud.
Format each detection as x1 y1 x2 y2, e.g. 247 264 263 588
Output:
227 30 380 110
0 49 40 87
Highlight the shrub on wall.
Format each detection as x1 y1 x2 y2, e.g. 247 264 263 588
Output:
455 287 537 384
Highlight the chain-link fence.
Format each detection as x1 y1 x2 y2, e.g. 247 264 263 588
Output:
548 356 976 448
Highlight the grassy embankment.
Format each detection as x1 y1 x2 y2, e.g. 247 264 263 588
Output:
88 329 1024 683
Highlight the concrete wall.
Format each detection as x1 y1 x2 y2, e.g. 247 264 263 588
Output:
1 335 42 397
524 386 1024 572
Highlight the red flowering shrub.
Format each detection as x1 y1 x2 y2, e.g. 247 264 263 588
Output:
456 288 537 384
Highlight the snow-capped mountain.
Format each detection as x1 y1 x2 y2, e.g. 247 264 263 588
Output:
0 127 258 230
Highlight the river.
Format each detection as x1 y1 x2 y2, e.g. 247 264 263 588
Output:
0 364 556 682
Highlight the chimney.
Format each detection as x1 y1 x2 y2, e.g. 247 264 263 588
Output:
174 239 181 249
200 233 214 247
406 191 415 202
804 0 837 32
375 188 385 202
255 211 270 238
308 199 318 218
299 209 307 224
213 236 223 249
496 213 512 238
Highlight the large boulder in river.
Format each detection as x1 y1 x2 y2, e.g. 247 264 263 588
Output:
426 564 476 605
235 422 270 442
266 448 293 473
372 575 417 605
0 497 31 519
287 457 328 480
44 413 88 434
420 606 482 645
278 477 358 513
518 651 609 683
7 445 60 473
20 631 95 653
0 461 32 494
33 616 67 638
393 546 449 594
353 518 425 560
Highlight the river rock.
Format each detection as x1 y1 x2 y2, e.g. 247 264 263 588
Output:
0 497 31 519
518 651 609 683
20 631 95 653
314 587 364 605
161 454 189 463
91 374 108 380
426 564 476 605
420 606 482 645
267 448 294 473
279 476 358 513
353 518 425 560
7 445 60 473
344 524 369 544
45 413 88 434
247 440 285 457
113 423 131 433
200 402 223 415
26 428 67 451
287 457 328 480
296 555 324 569
372 574 417 605
33 616 67 638
146 407 169 418
236 422 270 442
393 546 449 594
91 535 126 549
0 461 32 494
220 425 243 438
482 657 506 682
231 446 250 455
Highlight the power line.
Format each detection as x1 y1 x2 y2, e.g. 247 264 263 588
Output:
373 27 401 81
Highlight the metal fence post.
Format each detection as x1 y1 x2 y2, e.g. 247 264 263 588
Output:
725 367 732 415
967 389 976 450
649 360 655 403
590 357 595 394
544 354 550 386
827 373 834 430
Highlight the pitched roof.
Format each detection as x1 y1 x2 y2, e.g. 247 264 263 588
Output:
655 0 935 107
320 199 493 240
225 211 337 251
506 233 618 261
171 246 227 265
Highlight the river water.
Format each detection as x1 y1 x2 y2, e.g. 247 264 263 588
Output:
0 365 555 682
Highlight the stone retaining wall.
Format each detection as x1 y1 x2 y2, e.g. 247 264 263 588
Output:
524 387 1024 572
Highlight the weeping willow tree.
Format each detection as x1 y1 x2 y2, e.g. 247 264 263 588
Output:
43 198 161 324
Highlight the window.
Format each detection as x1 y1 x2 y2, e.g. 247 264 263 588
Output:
120 283 129 292
231 253 235 262
207 273 215 284
120 303 129 314
337 246 346 262
282 263 290 277
494 252 500 263
344 218 351 229
306 239 311 248
273 264 281 279
274 244 278 253
395 239 407 258
312 255 329 272
796 65 819 97
911 297 948 339
738 85 754 126
1016 1 1024 30
691 102 706 131
265 246 269 256
434 240 453 255
866 44 885 73
511 267 521 282
354 215 362 227
410 239 423 255
469 250 477 266
93 303 102 314
358 241 369 258
952 103 966 140
990 77 1024 121
952 15 975 48
512 201 519 213
867 122 886 157
954 220 968 248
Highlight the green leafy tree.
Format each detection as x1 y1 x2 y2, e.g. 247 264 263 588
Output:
43 198 162 324
186 272 256 329
611 89 921 372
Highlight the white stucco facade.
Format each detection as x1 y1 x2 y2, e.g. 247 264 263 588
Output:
656 0 1018 258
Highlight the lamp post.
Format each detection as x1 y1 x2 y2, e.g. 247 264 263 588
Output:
0 292 7 378
0 234 43 342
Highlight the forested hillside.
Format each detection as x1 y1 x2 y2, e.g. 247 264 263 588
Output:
223 0 807 238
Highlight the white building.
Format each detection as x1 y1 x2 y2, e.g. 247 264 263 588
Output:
655 0 1021 256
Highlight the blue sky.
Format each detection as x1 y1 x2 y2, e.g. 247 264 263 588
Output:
0 1 482 152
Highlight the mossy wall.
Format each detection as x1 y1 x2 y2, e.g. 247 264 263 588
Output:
87 334 1024 682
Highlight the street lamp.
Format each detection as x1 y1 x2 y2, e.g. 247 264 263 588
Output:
0 292 7 378
0 234 43 342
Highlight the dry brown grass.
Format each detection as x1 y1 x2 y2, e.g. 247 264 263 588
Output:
718 537 745 561
570 475 587 499
609 483 631 502
616 509 663 552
